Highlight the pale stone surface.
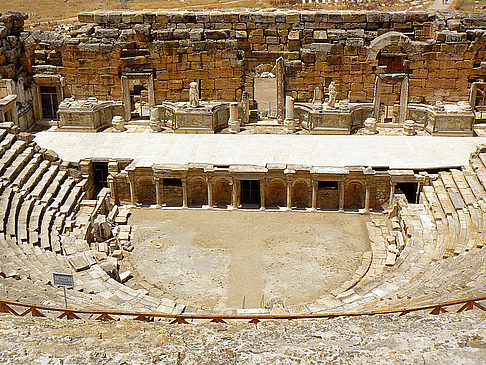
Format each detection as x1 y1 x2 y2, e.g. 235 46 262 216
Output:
0 312 484 364
34 132 486 169
128 209 370 311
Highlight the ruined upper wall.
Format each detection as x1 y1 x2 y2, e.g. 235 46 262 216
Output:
0 12 29 81
27 10 486 105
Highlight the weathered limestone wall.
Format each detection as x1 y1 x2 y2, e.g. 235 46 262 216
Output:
28 10 486 106
0 12 29 81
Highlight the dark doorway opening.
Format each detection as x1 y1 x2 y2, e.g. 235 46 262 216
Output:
241 180 260 208
93 162 109 196
396 182 419 203
40 86 59 119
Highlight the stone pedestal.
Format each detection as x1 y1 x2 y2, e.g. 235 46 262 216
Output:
403 119 416 136
112 116 126 132
149 120 162 132
228 102 240 133
284 96 298 134
363 117 377 135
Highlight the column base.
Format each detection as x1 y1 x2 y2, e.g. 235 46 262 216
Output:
338 208 344 213
259 206 265 211
156 204 161 209
310 208 317 212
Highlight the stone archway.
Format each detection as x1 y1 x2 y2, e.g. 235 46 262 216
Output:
344 181 365 211
367 32 417 61
213 178 232 208
265 179 287 209
292 180 311 209
188 177 208 207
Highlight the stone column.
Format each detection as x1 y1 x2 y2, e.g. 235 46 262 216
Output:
241 91 249 125
107 175 119 206
364 182 371 214
182 178 188 209
372 76 382 121
284 96 297 133
399 76 409 124
207 178 213 209
155 177 161 208
128 173 136 206
338 181 345 212
389 182 396 206
260 180 266 211
276 57 285 123
232 180 238 209
228 102 240 133
286 180 292 210
121 76 131 122
311 180 318 211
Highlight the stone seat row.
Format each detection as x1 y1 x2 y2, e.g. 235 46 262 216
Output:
309 151 486 314
0 127 185 314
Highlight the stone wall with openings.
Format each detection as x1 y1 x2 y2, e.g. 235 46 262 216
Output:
28 10 486 105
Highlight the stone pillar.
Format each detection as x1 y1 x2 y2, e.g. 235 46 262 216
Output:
241 91 249 125
112 116 126 132
373 76 382 121
207 178 213 209
260 180 266 211
107 175 119 206
228 102 240 133
338 181 345 212
284 96 297 133
364 117 377 135
311 180 318 211
399 76 409 124
128 172 136 206
286 180 292 210
155 177 161 208
276 57 285 123
389 182 396 206
364 182 371 214
403 119 416 136
121 76 131 122
182 178 188 209
232 180 238 209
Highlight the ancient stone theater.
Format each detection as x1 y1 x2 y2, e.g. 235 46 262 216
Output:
0 6 485 346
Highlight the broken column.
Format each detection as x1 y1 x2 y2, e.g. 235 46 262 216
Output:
112 116 126 132
228 102 240 133
276 57 285 123
403 119 416 136
241 91 249 125
363 117 378 135
284 96 297 133
149 107 162 132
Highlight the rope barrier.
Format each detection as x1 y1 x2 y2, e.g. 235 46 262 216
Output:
0 295 484 323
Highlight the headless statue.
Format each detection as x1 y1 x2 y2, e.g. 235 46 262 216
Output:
189 81 199 108
328 81 337 109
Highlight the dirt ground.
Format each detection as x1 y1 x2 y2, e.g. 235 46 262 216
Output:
128 209 370 311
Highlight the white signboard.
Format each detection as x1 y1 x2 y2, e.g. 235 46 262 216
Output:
53 272 74 288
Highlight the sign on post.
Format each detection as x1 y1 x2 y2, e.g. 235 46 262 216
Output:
53 272 74 309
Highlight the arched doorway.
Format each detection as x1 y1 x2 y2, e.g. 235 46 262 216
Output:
292 180 311 209
213 178 232 208
265 179 286 209
188 178 208 207
344 181 365 211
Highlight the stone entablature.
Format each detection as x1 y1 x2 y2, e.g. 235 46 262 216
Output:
109 162 425 212
57 98 124 131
